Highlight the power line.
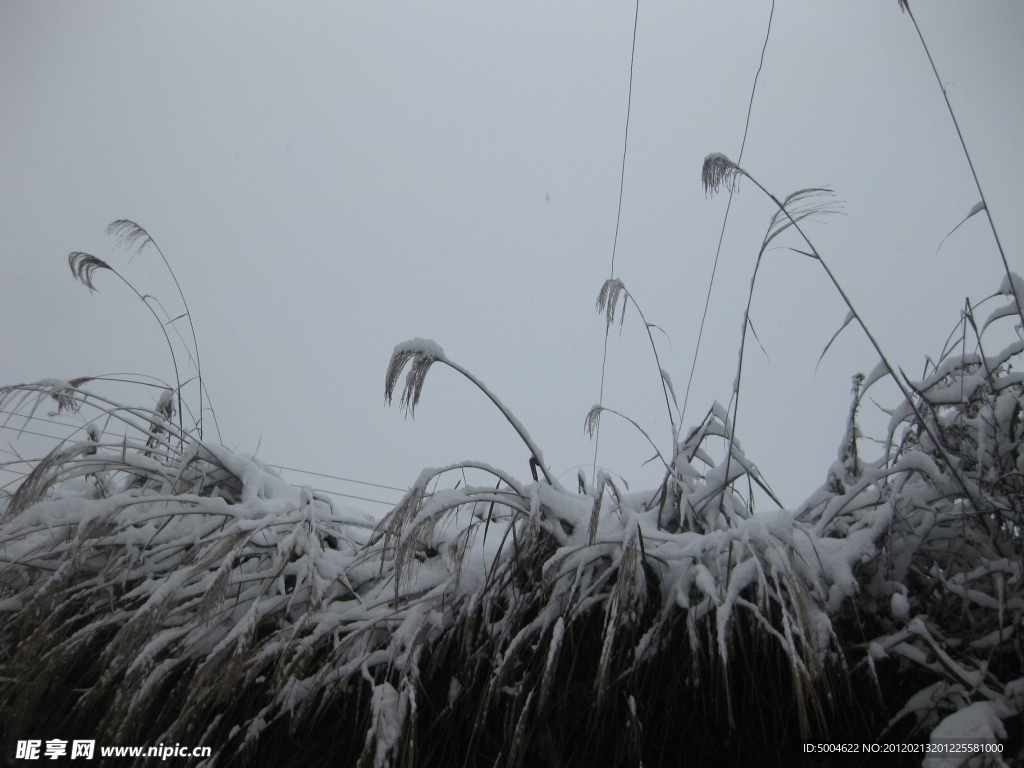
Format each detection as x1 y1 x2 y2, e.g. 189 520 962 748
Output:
0 424 73 445
0 411 405 507
271 464 405 494
301 486 397 507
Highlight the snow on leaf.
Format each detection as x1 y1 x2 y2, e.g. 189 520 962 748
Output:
936 200 986 253
391 337 446 361
660 367 678 408
890 592 910 620
983 272 1024 332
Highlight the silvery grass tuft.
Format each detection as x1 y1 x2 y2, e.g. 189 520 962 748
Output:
701 151 743 196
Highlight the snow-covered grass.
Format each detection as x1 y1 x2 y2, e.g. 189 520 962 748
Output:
3 2 1023 762
2 224 1022 766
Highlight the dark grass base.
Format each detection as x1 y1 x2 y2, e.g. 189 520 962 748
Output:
2 591 1019 767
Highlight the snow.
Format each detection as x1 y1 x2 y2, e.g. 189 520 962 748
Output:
996 272 1024 303
923 702 1010 768
891 591 910 619
391 337 445 361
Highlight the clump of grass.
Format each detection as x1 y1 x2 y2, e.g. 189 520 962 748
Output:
0 331 867 767
702 150 1023 752
818 280 1024 752
4 121 1023 768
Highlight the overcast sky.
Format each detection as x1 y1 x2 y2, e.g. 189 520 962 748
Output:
2 1 1022 512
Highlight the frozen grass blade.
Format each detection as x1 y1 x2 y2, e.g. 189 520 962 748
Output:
936 200 986 253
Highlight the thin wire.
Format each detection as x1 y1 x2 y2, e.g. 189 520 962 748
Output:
608 3 640 279
592 0 641 484
679 0 775 430
0 408 407 495
0 425 70 444
300 486 396 507
273 464 405 493
0 412 403 507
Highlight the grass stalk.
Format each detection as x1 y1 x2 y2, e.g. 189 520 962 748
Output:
596 278 679 447
69 252 187 442
105 221 218 441
899 3 1023 322
385 340 561 489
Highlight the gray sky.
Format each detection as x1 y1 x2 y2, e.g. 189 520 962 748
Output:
2 1 1022 511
